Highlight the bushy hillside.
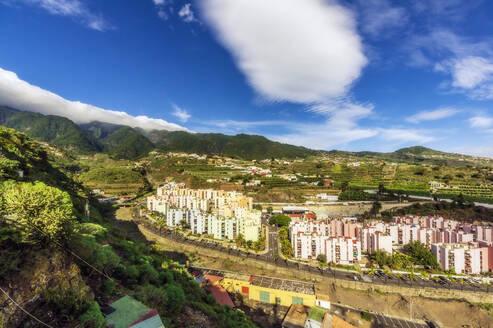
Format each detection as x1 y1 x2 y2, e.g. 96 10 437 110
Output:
146 130 319 160
0 128 257 327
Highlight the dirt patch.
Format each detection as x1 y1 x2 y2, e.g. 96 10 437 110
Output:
328 285 493 328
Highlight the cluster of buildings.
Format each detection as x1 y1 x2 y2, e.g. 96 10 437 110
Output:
288 212 493 274
290 218 362 265
147 182 261 241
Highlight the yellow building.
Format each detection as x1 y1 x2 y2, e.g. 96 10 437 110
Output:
199 268 317 307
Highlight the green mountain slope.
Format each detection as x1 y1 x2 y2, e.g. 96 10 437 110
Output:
100 126 154 159
145 130 319 160
0 106 101 153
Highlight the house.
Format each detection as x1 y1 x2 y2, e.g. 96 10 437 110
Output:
103 295 165 328
194 268 317 307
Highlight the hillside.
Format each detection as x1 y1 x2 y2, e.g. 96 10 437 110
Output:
0 106 101 153
0 127 257 327
328 146 492 167
145 130 319 160
81 122 154 159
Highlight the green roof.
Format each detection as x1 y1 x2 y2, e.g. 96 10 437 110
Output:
106 295 151 328
308 306 326 323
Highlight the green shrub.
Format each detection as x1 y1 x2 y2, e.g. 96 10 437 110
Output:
102 279 117 296
361 311 372 321
79 302 106 328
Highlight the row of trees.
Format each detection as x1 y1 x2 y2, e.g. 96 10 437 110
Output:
370 241 440 271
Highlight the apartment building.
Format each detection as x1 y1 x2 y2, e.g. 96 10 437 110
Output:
148 182 261 241
291 232 361 264
431 243 481 274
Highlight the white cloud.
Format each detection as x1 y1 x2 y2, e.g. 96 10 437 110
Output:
406 107 460 123
151 0 173 21
442 56 493 98
6 0 111 31
357 0 407 37
0 67 189 131
409 30 493 99
269 102 377 149
204 119 290 129
200 0 367 104
468 115 493 129
377 128 434 143
178 3 197 23
171 104 191 123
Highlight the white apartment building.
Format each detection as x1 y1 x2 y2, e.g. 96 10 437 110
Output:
360 228 393 254
325 237 361 265
291 233 361 265
148 183 261 241
431 243 482 274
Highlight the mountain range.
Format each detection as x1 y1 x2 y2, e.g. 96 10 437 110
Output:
0 106 490 164
0 106 318 160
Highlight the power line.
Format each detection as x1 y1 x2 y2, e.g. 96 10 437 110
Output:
0 286 55 328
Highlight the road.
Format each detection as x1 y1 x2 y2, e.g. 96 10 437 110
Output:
136 219 492 296
267 225 278 259
129 205 491 294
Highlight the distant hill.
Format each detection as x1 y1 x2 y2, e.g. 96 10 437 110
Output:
0 106 101 153
327 146 490 167
144 130 320 160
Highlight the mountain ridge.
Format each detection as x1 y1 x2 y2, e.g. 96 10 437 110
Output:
0 106 490 162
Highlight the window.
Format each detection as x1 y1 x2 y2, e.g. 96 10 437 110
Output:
275 297 281 305
241 286 249 294
259 291 270 303
292 296 303 305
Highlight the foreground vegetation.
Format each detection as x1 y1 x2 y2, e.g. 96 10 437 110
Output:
0 126 257 327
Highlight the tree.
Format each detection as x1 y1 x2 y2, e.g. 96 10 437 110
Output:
369 201 382 218
269 214 291 227
316 254 327 264
267 206 273 214
340 181 349 192
1 181 75 243
378 183 386 196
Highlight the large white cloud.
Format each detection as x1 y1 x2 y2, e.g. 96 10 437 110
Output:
200 0 367 103
0 67 189 131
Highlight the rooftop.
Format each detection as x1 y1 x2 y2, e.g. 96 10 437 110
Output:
190 267 315 295
105 295 164 328
250 275 315 295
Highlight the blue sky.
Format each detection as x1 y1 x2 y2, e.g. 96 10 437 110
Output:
1 0 493 156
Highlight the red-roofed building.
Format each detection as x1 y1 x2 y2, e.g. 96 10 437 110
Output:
304 212 317 220
206 285 235 307
204 274 224 285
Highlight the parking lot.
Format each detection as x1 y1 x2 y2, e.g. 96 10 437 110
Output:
373 314 430 328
